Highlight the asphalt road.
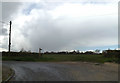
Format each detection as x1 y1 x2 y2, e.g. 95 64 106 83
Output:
2 61 118 81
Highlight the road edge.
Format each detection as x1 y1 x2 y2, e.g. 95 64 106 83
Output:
3 67 15 82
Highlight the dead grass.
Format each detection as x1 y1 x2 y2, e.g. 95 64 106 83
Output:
2 65 13 81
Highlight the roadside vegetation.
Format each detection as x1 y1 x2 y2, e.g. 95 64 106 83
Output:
2 66 13 81
2 51 119 63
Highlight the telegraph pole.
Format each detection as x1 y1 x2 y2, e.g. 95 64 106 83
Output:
8 21 12 52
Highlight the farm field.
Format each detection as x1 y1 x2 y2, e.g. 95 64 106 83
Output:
2 54 118 63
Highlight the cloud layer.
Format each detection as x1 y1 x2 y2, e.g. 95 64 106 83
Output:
1 1 118 52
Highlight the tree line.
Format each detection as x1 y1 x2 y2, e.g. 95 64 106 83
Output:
1 49 119 58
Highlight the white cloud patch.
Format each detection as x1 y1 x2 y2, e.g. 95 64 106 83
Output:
1 1 118 52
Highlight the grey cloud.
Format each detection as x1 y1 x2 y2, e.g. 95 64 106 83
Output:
19 14 117 52
0 27 8 35
22 18 70 51
1 2 22 51
2 2 22 21
0 2 2 20
1 2 118 52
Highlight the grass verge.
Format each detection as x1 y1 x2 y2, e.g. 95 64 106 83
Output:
2 54 119 63
2 65 13 81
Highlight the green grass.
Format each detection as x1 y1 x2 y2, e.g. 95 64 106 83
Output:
2 54 119 63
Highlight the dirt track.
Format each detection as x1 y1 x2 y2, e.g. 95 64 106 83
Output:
2 61 118 81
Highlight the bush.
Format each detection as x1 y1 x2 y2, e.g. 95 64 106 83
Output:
102 50 120 58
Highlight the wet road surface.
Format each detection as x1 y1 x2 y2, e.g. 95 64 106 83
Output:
2 61 118 81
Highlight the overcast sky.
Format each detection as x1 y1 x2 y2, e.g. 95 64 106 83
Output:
0 0 119 52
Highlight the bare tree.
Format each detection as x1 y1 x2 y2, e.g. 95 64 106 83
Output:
20 48 26 52
95 49 100 54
